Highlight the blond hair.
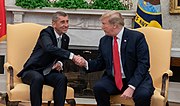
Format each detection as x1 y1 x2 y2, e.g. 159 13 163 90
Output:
100 11 124 26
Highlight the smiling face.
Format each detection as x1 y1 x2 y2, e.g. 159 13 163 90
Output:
52 15 69 35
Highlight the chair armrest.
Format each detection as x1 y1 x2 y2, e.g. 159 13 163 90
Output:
4 62 14 90
160 70 173 97
166 69 173 76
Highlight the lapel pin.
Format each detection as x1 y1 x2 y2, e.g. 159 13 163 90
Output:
124 39 127 42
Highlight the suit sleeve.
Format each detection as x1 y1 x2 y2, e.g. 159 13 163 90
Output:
87 39 106 73
128 33 150 88
38 29 71 59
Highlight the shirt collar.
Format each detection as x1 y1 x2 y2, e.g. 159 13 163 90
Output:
116 27 124 41
54 29 62 39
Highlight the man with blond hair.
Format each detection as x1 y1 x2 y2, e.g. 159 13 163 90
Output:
76 11 154 106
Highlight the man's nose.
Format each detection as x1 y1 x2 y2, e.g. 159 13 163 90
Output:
64 22 69 27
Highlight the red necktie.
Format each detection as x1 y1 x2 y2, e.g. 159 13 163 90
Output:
113 36 123 90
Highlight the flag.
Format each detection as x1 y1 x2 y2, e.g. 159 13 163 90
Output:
134 0 162 28
0 0 6 42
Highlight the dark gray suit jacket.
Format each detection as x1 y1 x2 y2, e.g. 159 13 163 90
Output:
17 26 70 77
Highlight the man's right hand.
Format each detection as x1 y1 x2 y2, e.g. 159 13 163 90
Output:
72 55 86 67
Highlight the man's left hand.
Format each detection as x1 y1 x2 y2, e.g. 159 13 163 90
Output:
52 61 63 72
120 87 134 99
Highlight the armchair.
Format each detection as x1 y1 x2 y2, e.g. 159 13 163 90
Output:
110 27 173 106
4 23 76 106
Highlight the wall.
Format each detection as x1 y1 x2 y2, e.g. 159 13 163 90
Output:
1 0 135 92
161 0 180 57
5 6 135 47
4 0 180 57
1 0 180 102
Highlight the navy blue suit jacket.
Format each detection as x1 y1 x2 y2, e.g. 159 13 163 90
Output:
17 26 70 77
87 28 154 93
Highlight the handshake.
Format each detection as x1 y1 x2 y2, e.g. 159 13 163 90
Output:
72 55 87 67
52 55 87 72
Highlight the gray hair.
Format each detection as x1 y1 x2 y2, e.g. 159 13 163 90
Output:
52 11 68 22
100 11 124 26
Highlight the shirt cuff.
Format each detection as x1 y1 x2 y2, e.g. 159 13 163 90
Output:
128 85 135 90
69 52 74 60
85 60 88 70
57 61 63 66
57 61 63 70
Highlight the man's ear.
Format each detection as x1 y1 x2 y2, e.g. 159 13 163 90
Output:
52 21 55 27
113 24 117 28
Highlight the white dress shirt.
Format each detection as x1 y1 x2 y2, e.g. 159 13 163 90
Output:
54 30 74 60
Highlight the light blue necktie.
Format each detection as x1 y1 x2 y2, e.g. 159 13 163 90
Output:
57 37 61 48
43 38 61 75
43 60 57 75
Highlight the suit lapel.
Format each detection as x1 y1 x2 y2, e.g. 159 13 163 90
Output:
106 36 113 66
109 36 113 54
121 28 128 66
48 26 68 49
48 26 58 47
61 34 68 49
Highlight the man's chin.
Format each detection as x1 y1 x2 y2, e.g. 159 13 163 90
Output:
104 32 109 35
63 30 68 33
